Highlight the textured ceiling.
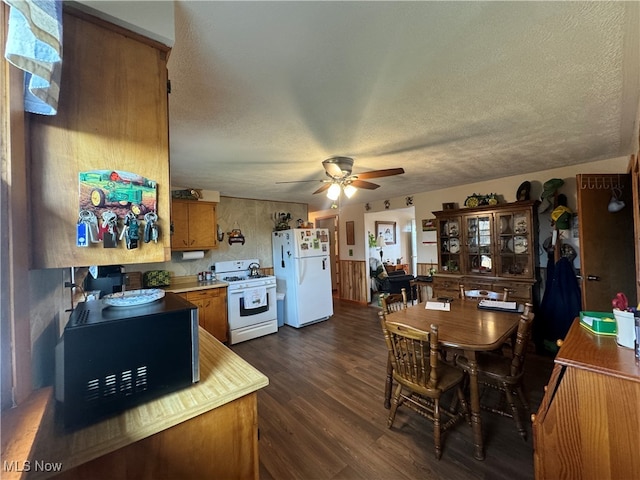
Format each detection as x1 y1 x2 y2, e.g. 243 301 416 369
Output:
167 1 640 210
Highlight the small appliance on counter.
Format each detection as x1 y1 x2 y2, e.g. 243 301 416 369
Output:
83 265 125 298
55 292 199 430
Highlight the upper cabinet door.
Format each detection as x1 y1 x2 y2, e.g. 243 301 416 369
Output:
496 209 533 278
464 213 493 275
437 216 462 273
170 200 217 251
29 12 171 268
434 200 538 283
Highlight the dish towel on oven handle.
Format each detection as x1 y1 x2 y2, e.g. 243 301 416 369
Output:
244 286 267 309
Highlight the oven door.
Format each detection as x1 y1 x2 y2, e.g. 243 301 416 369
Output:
227 285 277 329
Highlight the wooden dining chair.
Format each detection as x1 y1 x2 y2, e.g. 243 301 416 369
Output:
380 287 407 312
455 310 535 440
459 284 509 301
379 315 468 459
382 288 408 409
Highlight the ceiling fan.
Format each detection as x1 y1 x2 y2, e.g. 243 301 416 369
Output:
277 156 405 200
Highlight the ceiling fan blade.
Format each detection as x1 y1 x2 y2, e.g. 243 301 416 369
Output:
354 168 405 180
312 183 332 195
350 179 380 190
275 179 324 184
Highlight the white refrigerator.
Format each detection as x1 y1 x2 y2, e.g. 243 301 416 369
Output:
272 228 334 328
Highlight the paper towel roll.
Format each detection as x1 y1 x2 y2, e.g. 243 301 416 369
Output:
182 251 205 260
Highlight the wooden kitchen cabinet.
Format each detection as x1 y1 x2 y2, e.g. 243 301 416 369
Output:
432 200 539 303
533 320 640 479
171 200 218 251
28 9 171 268
180 288 228 342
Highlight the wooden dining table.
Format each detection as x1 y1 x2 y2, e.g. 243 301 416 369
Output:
383 300 522 461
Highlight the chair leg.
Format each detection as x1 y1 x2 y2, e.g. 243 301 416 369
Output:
516 384 530 412
504 386 527 441
456 386 471 424
384 355 393 409
433 398 442 460
387 383 402 428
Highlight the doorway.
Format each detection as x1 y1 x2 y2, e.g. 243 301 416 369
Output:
316 216 339 293
364 206 416 303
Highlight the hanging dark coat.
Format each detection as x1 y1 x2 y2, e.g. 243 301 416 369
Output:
537 256 582 350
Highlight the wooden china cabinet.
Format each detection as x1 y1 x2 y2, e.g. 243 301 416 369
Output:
432 200 539 304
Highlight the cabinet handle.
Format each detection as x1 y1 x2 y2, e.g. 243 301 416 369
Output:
182 240 188 246
586 275 600 281
190 239 195 245
530 414 536 423
556 339 564 348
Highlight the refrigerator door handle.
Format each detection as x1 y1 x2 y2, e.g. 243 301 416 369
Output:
322 258 326 270
298 257 304 285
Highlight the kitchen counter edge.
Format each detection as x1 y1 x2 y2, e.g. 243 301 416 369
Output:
25 328 268 478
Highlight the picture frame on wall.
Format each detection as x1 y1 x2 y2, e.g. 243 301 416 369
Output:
346 221 355 245
422 218 436 231
375 221 396 245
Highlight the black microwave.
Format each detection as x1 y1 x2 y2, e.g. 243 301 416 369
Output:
55 292 199 430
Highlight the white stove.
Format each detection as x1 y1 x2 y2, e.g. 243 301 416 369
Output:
214 259 277 344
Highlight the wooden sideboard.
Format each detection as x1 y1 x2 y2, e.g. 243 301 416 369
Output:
532 320 640 479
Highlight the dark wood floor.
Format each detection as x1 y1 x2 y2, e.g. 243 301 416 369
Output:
231 299 555 480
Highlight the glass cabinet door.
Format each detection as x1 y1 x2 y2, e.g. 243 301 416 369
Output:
437 217 461 273
465 214 493 275
497 210 532 277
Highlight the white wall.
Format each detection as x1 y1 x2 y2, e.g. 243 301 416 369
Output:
311 156 630 270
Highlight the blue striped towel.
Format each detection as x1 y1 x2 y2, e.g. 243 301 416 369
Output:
4 0 62 115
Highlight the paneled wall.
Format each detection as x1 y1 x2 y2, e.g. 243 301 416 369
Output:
339 260 368 304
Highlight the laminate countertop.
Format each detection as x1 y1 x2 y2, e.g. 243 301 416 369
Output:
20 328 267 479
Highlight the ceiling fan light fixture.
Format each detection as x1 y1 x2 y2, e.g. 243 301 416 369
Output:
327 183 341 200
343 184 357 198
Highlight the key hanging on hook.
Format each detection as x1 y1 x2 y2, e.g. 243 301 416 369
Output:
144 212 159 243
124 212 140 249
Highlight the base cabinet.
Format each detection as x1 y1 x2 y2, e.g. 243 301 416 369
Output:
180 288 228 343
51 393 259 480
533 320 640 479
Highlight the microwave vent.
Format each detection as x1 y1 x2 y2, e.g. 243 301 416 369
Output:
84 365 149 403
73 309 90 326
